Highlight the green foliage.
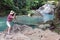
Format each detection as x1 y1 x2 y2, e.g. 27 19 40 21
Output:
0 0 46 16
0 0 14 9
0 0 59 16
4 0 14 6
26 0 46 10
0 0 15 16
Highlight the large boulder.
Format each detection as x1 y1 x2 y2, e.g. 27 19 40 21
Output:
38 24 50 30
11 24 33 33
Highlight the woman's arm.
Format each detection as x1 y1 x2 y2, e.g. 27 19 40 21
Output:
13 13 16 19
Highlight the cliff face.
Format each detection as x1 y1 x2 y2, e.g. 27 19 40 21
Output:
55 1 60 20
0 24 60 40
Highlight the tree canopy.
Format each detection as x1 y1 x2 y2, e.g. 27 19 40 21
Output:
0 0 59 16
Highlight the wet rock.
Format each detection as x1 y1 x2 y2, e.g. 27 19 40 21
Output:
0 24 60 40
11 24 33 33
11 24 22 33
38 24 50 30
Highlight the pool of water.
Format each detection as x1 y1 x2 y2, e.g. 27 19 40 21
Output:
0 16 38 31
0 17 7 31
0 15 54 31
0 16 37 31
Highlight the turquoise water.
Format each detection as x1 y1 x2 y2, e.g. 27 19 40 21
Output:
43 14 54 22
0 17 7 31
0 16 38 31
0 15 54 31
14 16 43 25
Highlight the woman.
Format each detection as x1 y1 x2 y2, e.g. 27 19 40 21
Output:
6 10 16 34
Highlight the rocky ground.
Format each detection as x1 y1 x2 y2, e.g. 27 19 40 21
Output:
0 24 60 40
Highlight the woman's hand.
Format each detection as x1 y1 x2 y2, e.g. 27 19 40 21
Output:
14 13 16 19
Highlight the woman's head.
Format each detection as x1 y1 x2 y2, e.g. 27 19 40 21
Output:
10 10 15 14
9 10 15 16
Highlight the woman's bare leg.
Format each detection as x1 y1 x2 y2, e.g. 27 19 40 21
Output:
8 27 11 34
